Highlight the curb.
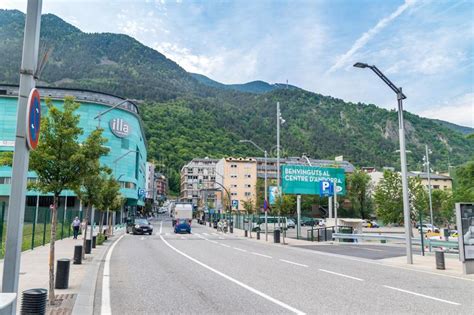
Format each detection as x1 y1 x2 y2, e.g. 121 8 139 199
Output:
71 230 124 315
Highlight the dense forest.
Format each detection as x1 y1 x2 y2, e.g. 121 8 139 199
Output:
1 10 473 193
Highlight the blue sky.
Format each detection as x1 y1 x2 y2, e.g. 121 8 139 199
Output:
2 0 473 127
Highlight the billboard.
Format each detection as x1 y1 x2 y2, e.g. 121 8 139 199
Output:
456 203 474 261
281 165 346 195
268 186 279 205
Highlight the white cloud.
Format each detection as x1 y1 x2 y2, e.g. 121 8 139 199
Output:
327 0 417 74
419 93 474 127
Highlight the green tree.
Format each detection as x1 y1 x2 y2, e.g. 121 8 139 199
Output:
453 159 474 202
374 171 428 225
97 174 121 236
431 189 455 227
75 130 109 259
241 198 256 214
273 194 296 217
29 98 86 304
0 151 13 166
347 169 373 219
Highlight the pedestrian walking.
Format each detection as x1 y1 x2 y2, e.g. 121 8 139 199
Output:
72 216 81 239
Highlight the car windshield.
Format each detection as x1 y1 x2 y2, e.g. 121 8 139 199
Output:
135 219 149 225
178 219 188 224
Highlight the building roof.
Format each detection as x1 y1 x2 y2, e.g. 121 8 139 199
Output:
408 171 452 180
252 156 355 172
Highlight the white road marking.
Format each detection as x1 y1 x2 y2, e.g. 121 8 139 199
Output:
251 252 272 259
165 233 170 236
383 285 461 306
220 243 231 248
212 233 219 236
159 234 305 315
101 234 126 315
203 233 210 236
349 246 384 252
140 236 145 241
180 236 186 240
234 247 247 252
218 237 225 240
210 240 218 244
318 269 364 281
159 221 163 234
280 259 308 268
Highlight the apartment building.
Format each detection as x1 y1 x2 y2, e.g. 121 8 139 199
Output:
145 162 155 200
180 158 219 206
155 172 168 201
216 158 257 211
409 171 452 191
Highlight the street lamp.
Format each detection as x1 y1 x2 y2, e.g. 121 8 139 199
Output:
276 102 285 232
423 145 434 227
93 99 131 128
354 62 412 264
240 139 269 241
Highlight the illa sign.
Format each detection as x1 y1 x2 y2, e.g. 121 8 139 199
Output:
281 165 346 195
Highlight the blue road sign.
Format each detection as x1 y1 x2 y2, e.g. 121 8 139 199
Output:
138 188 145 197
26 88 41 150
319 180 333 197
231 200 239 209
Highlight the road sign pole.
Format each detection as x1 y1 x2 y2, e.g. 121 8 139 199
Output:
328 197 333 218
334 181 338 233
296 195 301 239
1 1 42 314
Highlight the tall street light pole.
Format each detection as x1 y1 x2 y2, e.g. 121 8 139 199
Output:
276 102 285 231
240 139 268 241
424 145 434 226
354 62 413 264
2 2 42 313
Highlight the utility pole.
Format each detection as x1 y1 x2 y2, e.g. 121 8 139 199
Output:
277 101 281 231
2 1 42 314
424 145 434 226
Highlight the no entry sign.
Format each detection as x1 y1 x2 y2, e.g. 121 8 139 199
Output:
26 88 41 150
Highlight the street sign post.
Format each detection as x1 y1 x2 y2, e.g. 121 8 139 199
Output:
281 165 346 195
26 88 41 150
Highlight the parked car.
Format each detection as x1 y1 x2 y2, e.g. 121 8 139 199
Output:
418 224 439 233
362 220 379 228
286 219 296 229
174 219 192 234
300 217 315 226
127 218 153 235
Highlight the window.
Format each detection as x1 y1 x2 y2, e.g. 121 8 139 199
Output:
231 184 237 188
244 174 251 178
230 164 237 168
245 184 251 188
211 177 215 181
187 168 193 174
245 192 251 197
231 192 237 196
230 174 237 178
121 138 129 149
0 177 11 184
433 185 440 189
120 181 136 189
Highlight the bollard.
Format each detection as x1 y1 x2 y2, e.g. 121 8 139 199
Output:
73 245 82 264
55 259 71 289
85 239 92 254
244 230 248 237
21 288 47 315
435 250 445 270
230 225 233 234
92 235 97 248
274 229 281 243
257 231 260 240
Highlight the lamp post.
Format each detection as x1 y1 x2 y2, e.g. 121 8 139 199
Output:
240 139 269 241
276 102 285 232
423 145 434 227
93 99 131 128
354 62 413 264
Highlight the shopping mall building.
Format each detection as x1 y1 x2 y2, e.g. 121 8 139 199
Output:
0 84 147 217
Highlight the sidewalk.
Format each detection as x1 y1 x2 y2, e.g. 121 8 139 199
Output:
0 227 124 314
218 224 474 279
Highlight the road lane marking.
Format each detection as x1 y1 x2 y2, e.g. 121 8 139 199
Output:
101 234 126 315
234 247 247 252
318 269 364 281
280 259 308 267
220 243 231 248
218 237 225 240
212 233 218 236
383 285 461 306
159 220 163 234
140 236 145 241
159 234 305 315
203 233 210 236
210 240 218 244
251 252 272 259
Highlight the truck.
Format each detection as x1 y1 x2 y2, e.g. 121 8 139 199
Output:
172 202 193 233
171 202 193 224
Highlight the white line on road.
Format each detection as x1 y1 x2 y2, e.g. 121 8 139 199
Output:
251 252 272 259
210 240 218 244
234 247 247 252
165 233 170 236
220 243 231 248
280 259 308 267
159 234 305 315
318 269 364 281
212 233 218 236
203 233 210 236
101 234 126 315
383 285 461 306
140 236 145 241
218 237 225 240
159 220 163 234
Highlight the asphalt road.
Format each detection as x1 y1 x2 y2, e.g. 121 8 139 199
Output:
97 217 474 314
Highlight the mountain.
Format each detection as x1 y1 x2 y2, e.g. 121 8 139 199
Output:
190 73 298 94
433 119 473 135
1 10 473 193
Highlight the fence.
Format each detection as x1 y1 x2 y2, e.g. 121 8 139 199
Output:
0 202 82 258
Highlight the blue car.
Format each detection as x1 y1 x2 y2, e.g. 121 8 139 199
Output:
174 219 191 234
